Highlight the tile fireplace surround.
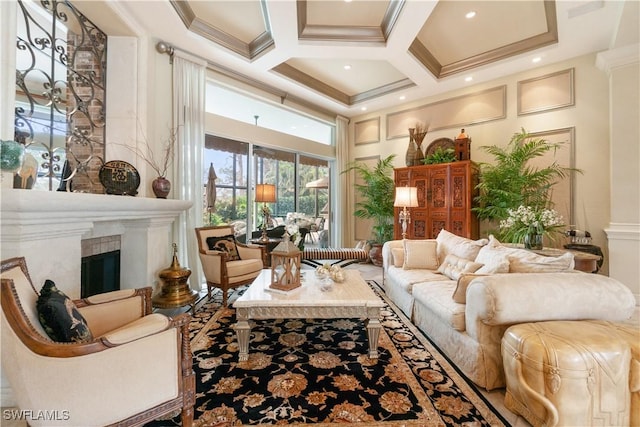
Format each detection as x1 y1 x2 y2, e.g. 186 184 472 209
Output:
0 189 192 299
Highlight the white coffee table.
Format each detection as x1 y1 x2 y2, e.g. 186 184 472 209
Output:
233 269 384 361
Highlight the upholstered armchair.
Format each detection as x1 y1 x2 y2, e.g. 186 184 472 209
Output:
0 256 195 427
195 225 265 306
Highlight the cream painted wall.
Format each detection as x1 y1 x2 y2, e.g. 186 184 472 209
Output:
348 54 613 273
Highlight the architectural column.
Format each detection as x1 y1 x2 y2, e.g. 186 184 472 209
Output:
0 1 17 140
597 43 640 302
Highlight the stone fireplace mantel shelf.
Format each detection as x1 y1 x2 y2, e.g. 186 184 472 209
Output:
1 189 192 229
1 189 194 299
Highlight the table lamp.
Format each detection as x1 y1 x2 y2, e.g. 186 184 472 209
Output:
255 183 276 243
394 186 418 239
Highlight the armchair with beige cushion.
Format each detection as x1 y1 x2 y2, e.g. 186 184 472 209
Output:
0 256 195 427
195 225 265 306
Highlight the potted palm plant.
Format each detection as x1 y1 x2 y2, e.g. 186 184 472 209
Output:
342 154 396 266
473 128 580 243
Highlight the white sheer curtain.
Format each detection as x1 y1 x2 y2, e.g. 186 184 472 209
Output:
171 51 206 291
335 115 351 247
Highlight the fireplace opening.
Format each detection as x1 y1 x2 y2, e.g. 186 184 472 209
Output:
81 250 121 298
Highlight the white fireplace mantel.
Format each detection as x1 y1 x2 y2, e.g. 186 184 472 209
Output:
1 189 193 298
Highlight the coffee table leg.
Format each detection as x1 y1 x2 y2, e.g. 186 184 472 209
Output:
234 308 251 361
365 311 381 359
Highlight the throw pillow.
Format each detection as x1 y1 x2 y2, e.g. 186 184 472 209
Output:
391 247 404 267
508 250 575 273
37 280 93 343
474 243 511 274
403 239 439 270
435 229 488 261
486 235 576 272
437 254 483 281
206 234 241 260
452 274 488 304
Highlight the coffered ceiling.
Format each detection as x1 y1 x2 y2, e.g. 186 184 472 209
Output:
77 0 627 118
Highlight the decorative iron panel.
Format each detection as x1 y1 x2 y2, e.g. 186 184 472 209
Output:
15 0 107 192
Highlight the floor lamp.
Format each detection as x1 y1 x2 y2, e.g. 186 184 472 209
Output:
255 184 276 243
394 186 418 239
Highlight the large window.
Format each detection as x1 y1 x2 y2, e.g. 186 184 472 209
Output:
204 135 249 231
205 83 333 145
204 136 330 245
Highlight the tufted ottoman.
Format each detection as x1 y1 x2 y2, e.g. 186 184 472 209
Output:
502 321 631 427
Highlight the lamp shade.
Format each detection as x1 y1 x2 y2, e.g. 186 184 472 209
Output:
255 184 276 203
394 186 419 207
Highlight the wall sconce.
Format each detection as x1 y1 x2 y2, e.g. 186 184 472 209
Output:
255 183 276 243
394 186 418 239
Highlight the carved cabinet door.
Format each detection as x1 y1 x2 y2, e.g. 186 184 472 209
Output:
393 161 478 240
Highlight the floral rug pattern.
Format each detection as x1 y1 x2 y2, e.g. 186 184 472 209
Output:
146 282 507 426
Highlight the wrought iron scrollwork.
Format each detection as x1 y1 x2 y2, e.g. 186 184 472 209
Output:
15 0 107 192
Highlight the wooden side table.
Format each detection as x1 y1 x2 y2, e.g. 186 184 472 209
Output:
248 237 283 267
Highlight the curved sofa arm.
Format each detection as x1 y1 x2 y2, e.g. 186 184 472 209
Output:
465 272 636 339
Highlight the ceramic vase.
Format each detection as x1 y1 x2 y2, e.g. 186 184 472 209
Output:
413 132 427 166
405 128 417 166
152 176 171 198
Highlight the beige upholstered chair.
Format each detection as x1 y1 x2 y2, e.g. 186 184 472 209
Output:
195 225 265 306
0 256 195 427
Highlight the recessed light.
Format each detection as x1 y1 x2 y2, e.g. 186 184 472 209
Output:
532 57 542 63
465 76 473 82
344 64 352 70
399 95 406 100
361 106 367 111
465 11 476 19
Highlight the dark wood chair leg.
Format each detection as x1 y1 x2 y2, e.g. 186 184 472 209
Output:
181 407 194 427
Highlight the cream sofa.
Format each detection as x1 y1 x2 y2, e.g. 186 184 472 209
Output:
381 231 637 391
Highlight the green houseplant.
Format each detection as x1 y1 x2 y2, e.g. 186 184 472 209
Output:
342 154 396 265
473 128 579 242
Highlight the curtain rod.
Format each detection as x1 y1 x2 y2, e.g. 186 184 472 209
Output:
154 40 338 120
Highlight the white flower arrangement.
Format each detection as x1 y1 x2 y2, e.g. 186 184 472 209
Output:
285 223 302 247
499 205 564 243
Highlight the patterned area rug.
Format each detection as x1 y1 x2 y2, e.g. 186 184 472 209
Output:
146 281 507 426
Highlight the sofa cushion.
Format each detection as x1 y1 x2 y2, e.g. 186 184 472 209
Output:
403 239 438 270
508 250 575 273
386 266 446 293
37 280 93 343
474 244 511 274
437 254 483 281
391 247 404 267
436 229 488 261
412 280 466 331
206 234 241 260
477 235 575 273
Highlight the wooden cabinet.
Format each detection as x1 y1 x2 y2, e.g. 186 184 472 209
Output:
394 161 479 240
